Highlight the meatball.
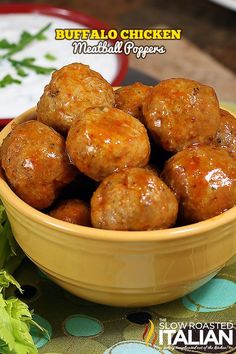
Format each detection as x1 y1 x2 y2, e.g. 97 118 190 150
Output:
115 82 152 122
215 109 236 158
1 120 76 209
66 107 150 181
37 63 115 134
142 78 220 152
162 145 236 223
49 199 90 226
91 167 178 231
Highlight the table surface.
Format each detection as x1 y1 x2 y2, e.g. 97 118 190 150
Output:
10 256 236 353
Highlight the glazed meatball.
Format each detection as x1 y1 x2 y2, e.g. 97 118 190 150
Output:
162 145 236 223
49 199 90 226
143 78 220 152
91 167 178 231
1 121 76 210
115 82 152 122
66 107 150 181
37 63 115 134
215 109 236 158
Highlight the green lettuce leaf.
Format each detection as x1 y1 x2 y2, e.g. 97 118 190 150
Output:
0 202 47 353
0 201 25 272
0 271 47 354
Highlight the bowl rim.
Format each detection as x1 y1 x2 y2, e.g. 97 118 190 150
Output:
0 107 236 243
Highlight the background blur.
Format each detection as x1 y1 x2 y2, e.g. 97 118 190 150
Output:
1 0 235 100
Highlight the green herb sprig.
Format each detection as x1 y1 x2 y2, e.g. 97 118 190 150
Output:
44 53 56 61
14 65 28 77
0 23 52 60
0 23 58 88
0 75 21 88
9 58 56 75
0 39 16 50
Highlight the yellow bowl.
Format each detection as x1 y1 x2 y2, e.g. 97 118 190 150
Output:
0 108 236 307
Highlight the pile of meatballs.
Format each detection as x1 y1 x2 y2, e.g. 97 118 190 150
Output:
1 63 236 231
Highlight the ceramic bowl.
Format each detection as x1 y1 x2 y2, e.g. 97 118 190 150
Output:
0 108 235 307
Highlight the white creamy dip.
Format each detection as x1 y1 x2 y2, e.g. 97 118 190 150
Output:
0 13 119 118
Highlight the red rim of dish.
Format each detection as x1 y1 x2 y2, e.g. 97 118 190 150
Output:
0 3 129 125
